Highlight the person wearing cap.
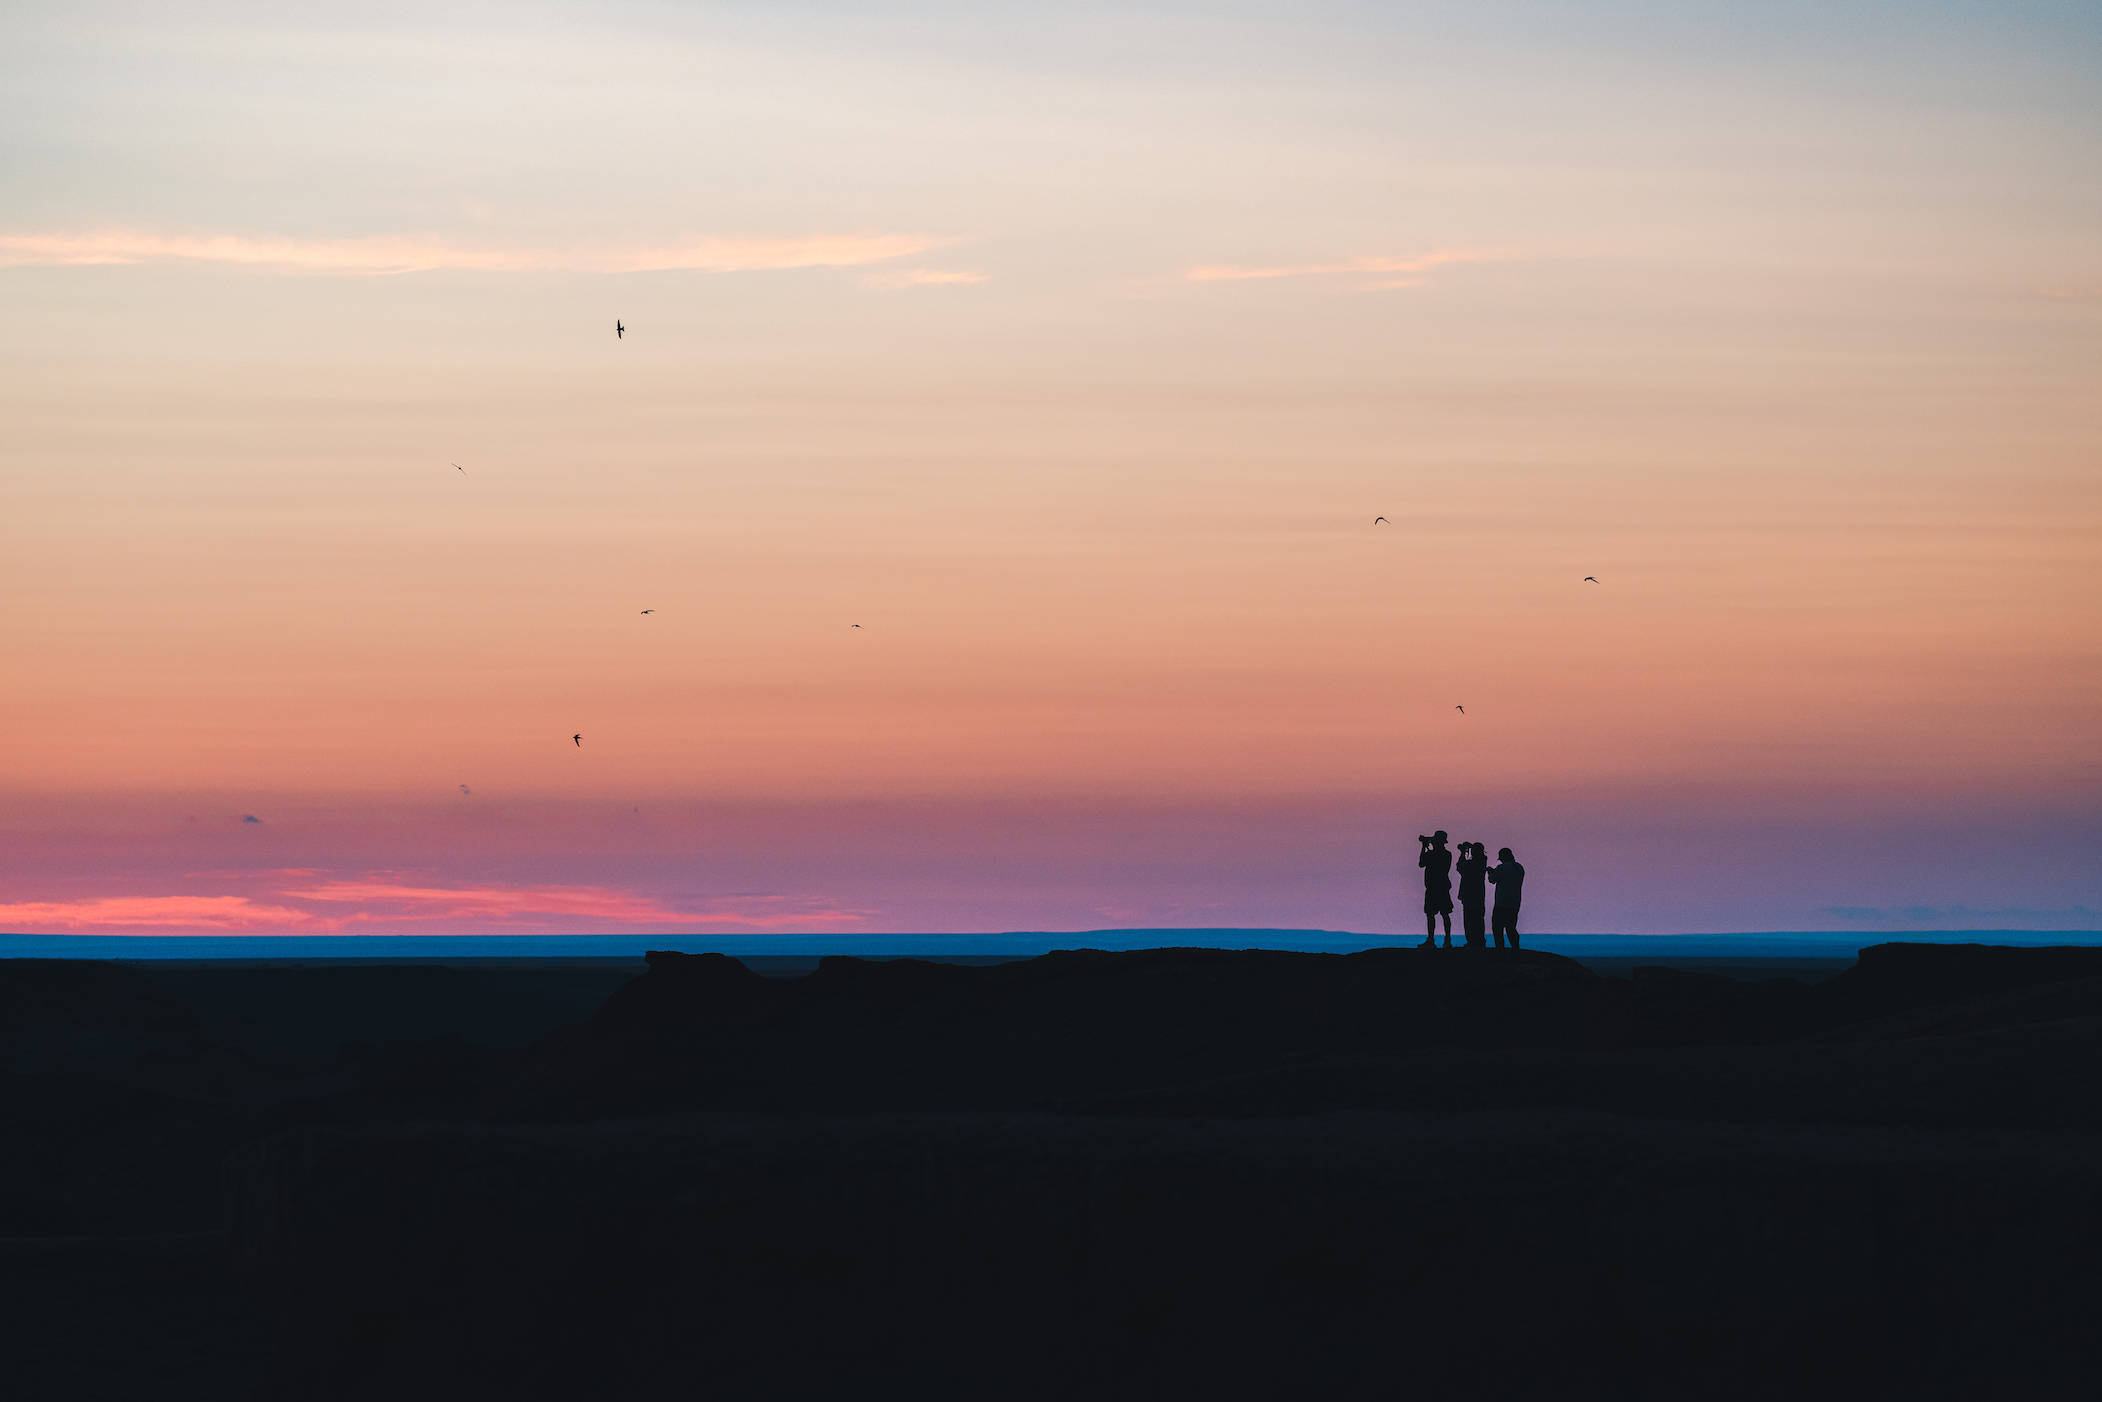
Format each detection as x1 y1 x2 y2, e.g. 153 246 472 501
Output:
1418 831 1455 948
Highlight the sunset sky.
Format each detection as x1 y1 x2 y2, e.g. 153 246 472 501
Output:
3 0 2096 939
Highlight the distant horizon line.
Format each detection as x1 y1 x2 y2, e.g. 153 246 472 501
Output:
6 928 2098 942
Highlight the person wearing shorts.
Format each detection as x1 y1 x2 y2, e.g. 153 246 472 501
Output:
1419 831 1454 948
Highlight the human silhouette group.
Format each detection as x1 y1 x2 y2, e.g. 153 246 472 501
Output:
1415 831 1524 949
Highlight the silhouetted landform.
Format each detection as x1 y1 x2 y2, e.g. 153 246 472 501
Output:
498 947 1624 1116
134 963 639 1061
1574 954 1854 984
0 1231 271 1402
0 958 303 1101
7 943 2102 1399
231 1109 2099 1402
459 944 2102 1128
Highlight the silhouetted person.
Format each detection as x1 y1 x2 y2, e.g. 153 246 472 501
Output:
1455 842 1488 948
1418 831 1454 948
1488 847 1525 949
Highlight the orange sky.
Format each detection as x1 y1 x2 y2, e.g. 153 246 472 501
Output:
2 0 2096 936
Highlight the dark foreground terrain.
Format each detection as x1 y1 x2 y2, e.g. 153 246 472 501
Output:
6 944 2101 1399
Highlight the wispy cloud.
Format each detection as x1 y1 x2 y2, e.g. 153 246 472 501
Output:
0 230 957 275
1184 248 1502 290
285 879 864 927
0 896 341 931
1821 905 2100 924
861 267 988 290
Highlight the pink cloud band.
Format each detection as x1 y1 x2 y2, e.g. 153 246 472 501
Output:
0 896 341 931
0 882 865 933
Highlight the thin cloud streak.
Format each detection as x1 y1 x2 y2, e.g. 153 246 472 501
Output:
862 268 989 290
0 230 957 275
0 896 341 931
1185 249 1503 285
1822 904 2100 924
284 879 864 927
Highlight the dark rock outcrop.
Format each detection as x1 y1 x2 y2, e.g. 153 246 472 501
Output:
463 944 2102 1134
500 946 1628 1117
1838 941 2102 1006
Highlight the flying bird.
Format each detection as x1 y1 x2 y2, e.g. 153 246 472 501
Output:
1455 705 1465 714
851 624 861 628
1374 516 1387 524
1584 576 1598 583
459 784 471 796
452 463 464 473
640 609 655 614
616 320 624 339
573 734 582 747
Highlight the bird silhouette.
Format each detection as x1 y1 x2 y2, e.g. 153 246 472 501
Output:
573 734 582 747
1374 516 1387 524
1584 576 1598 583
851 624 861 628
1455 705 1465 714
459 784 471 796
616 320 624 339
452 463 464 473
640 609 654 614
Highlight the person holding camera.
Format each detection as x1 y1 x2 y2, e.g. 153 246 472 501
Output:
1487 847 1525 949
1417 831 1455 948
1455 841 1489 948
